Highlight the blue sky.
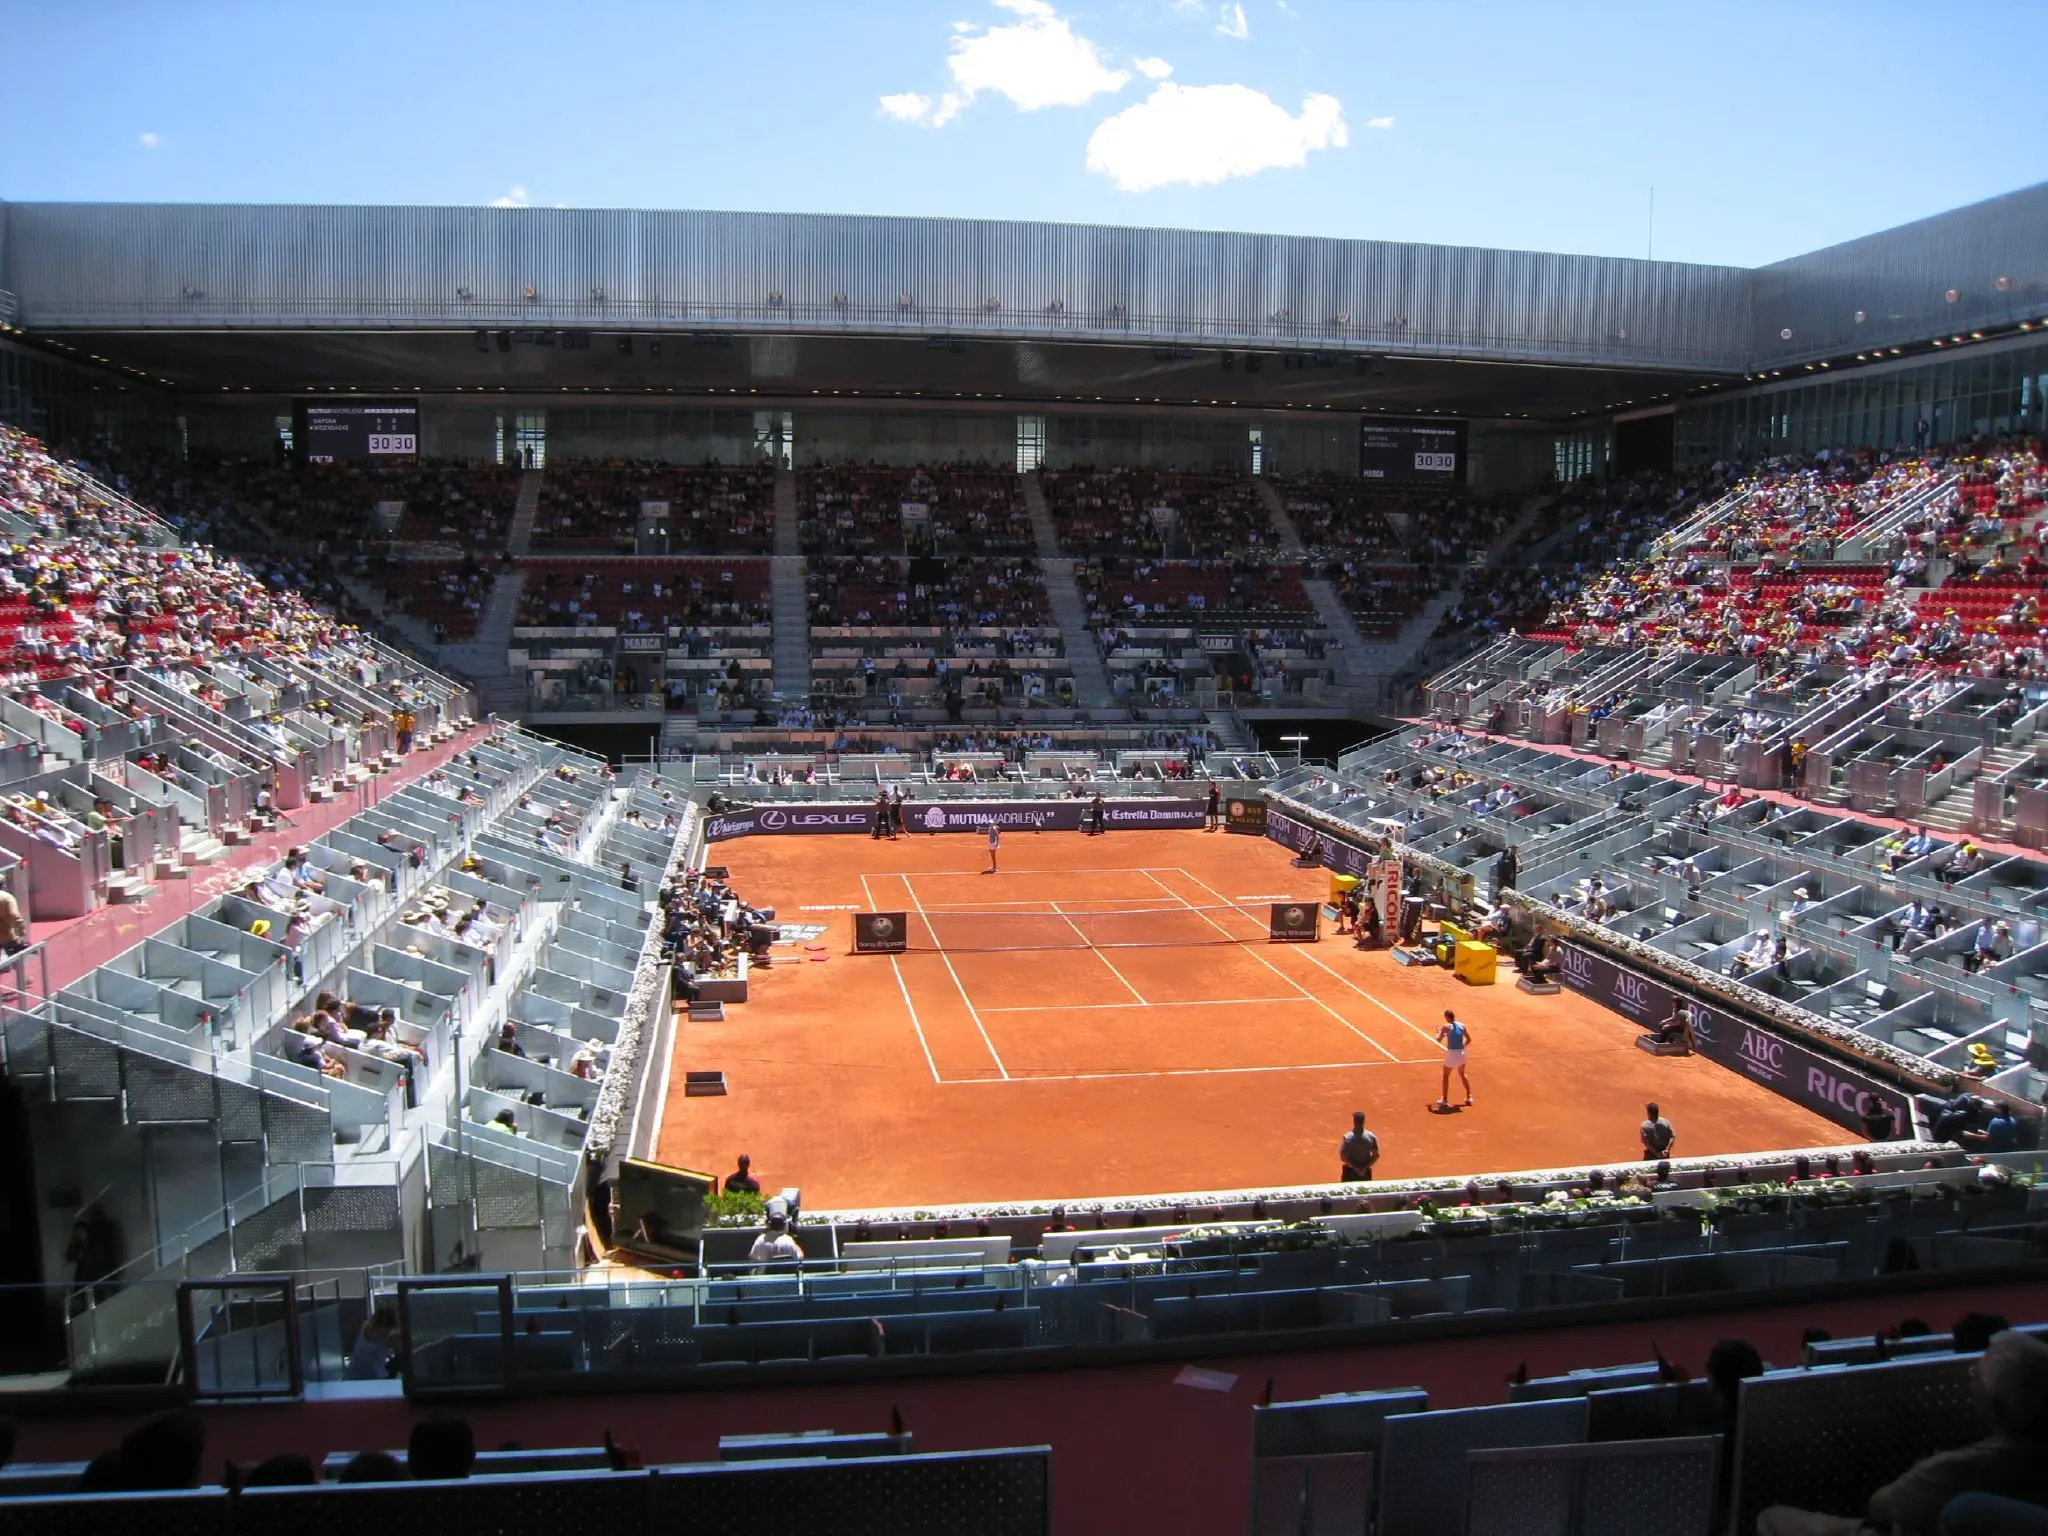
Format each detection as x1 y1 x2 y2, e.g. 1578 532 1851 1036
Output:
3 0 2042 268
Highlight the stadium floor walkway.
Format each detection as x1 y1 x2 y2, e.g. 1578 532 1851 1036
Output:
1408 720 2038 862
26 721 494 995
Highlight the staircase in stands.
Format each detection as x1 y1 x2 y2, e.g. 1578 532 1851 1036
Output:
1366 492 1557 714
435 466 542 719
1249 479 1385 712
769 558 811 700
773 467 801 557
1021 474 1114 709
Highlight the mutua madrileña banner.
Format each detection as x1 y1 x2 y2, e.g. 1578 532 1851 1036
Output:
1225 796 1268 836
1268 901 1321 942
1555 941 1911 1135
705 798 1207 841
853 912 908 954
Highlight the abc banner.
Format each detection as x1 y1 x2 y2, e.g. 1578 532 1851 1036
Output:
1555 942 1911 1135
1265 808 1375 881
1225 796 1268 835
1269 902 1321 943
853 912 909 955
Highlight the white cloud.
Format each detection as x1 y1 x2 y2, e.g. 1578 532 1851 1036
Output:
950 0 1129 109
1216 2 1249 39
137 131 161 149
490 185 531 208
1085 84 1347 192
879 92 934 122
1366 115 1394 129
884 0 1128 128
1133 55 1173 80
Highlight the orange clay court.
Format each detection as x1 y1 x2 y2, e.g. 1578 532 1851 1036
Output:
655 827 1844 1210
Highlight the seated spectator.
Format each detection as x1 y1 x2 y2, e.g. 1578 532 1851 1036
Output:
336 1449 410 1483
347 1303 402 1380
407 1414 476 1481
241 1452 319 1487
1955 1313 2014 1355
1759 1331 2048 1535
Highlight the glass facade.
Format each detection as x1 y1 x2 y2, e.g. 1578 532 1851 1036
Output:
1674 337 2048 466
0 339 180 451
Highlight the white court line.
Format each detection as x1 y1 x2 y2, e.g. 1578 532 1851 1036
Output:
909 868 1177 879
898 873 1010 1080
916 898 1189 910
1050 900 1148 1005
945 1059 1394 1085
1139 867 1402 1064
1168 866 1442 1053
860 874 942 1084
980 997 1299 1013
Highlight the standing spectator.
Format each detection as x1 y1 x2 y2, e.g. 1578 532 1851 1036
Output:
1494 844 1519 895
1206 780 1222 831
1640 1102 1676 1161
724 1154 761 1195
0 885 25 955
1339 1111 1381 1181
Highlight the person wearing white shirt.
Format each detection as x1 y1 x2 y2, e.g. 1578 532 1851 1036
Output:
748 1209 803 1267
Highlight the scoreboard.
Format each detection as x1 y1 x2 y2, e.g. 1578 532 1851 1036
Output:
295 399 420 463
1358 419 1467 484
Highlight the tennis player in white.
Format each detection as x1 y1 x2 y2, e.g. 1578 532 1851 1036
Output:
984 823 1000 873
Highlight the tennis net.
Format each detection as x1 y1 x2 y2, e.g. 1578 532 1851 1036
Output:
889 902 1319 953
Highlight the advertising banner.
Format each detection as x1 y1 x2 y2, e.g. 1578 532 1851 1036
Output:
703 806 874 841
1268 901 1321 943
1370 857 1403 930
853 912 908 955
1555 942 1911 1135
706 798 1208 841
1225 796 1268 836
1266 808 1376 880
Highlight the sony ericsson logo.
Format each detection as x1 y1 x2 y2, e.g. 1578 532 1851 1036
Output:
868 915 896 940
1739 1027 1786 1081
1283 906 1308 926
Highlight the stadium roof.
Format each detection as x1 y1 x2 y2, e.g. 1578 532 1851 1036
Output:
1 184 2040 420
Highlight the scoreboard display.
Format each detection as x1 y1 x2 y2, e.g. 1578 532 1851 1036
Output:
295 399 420 463
1358 419 1467 484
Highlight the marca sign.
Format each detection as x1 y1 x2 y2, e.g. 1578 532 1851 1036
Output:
1554 942 1910 1135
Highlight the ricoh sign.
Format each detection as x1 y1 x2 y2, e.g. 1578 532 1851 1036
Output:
1555 942 1910 1135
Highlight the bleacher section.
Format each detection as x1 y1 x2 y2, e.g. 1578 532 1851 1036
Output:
1280 702 2048 1097
798 465 1034 555
14 731 696 1388
806 556 1064 708
531 460 775 552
